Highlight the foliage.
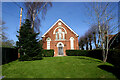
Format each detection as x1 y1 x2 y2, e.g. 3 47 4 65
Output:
42 49 54 57
0 21 15 48
0 21 6 40
66 50 88 56
87 49 103 60
2 40 15 48
88 49 120 68
82 2 118 62
33 53 43 60
79 29 93 50
79 36 85 50
19 54 33 61
24 2 52 32
16 19 42 61
107 49 120 68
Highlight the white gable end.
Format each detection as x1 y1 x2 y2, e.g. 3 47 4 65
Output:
42 19 79 37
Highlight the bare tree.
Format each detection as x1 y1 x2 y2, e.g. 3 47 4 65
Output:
84 36 88 50
79 36 85 50
0 21 7 41
84 2 118 62
83 29 94 50
88 34 93 50
24 2 52 32
0 21 15 47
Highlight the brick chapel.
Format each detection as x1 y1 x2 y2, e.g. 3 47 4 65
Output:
42 19 79 56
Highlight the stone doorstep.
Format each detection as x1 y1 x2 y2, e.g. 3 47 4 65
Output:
54 55 64 57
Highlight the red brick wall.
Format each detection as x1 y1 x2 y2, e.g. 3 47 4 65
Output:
42 21 79 56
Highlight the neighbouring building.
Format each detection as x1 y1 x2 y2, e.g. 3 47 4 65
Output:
42 19 79 56
108 32 120 49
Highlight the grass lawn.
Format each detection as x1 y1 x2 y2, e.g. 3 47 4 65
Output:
2 56 117 78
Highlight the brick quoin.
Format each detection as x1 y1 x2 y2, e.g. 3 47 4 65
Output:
42 19 79 56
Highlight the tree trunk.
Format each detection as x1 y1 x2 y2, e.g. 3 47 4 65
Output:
31 10 35 31
101 42 106 62
94 33 97 48
98 33 100 48
104 12 109 63
90 41 92 50
86 42 88 50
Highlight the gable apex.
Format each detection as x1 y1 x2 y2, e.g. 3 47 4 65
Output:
42 19 79 37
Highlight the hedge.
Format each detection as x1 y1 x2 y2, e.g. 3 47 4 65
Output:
66 50 88 56
66 49 120 68
87 49 103 60
42 49 54 57
2 47 18 64
107 49 120 68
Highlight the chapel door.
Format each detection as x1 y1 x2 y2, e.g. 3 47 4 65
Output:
58 47 63 55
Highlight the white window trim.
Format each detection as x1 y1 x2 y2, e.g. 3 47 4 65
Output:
57 42 64 47
46 37 51 50
55 39 66 41
62 32 65 39
53 26 67 34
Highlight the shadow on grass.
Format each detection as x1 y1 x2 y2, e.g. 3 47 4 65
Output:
77 57 102 63
98 65 120 80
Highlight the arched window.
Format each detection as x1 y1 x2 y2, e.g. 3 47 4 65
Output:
46 37 51 50
59 33 62 39
62 32 65 39
53 26 67 40
55 28 65 40
70 37 74 49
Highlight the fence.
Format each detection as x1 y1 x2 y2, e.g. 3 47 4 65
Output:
2 47 18 64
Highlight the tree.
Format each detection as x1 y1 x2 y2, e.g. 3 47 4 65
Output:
79 29 93 50
16 19 42 61
88 34 93 50
84 2 118 62
0 21 15 47
84 36 88 50
0 21 7 41
24 2 52 32
79 36 85 50
2 40 15 47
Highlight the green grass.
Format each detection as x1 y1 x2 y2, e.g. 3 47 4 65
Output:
2 56 117 78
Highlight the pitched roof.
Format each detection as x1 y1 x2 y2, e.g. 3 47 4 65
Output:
108 35 115 40
41 19 79 37
108 32 120 40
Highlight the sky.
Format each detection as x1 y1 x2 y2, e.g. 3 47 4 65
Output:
2 2 119 44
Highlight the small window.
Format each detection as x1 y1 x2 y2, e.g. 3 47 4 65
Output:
46 37 51 50
70 37 74 49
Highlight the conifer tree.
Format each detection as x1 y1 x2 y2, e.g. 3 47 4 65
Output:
16 19 42 61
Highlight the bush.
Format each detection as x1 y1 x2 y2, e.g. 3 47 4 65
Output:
66 50 88 56
42 49 54 57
